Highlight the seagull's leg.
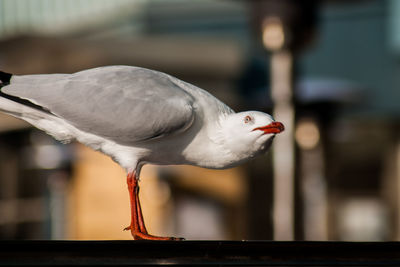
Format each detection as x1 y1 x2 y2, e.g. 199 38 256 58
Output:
124 171 141 238
124 171 183 240
135 185 148 234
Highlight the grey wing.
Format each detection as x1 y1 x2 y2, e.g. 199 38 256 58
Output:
2 66 195 144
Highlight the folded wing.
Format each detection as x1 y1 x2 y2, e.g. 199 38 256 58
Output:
2 66 195 145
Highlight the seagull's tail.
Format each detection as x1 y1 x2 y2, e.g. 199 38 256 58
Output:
0 71 51 114
0 70 52 121
0 71 73 142
0 71 12 88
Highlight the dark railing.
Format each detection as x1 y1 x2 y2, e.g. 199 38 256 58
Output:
1 241 400 266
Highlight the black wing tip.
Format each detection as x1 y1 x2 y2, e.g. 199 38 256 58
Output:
0 71 12 87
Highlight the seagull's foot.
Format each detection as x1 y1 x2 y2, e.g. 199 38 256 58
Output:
123 225 184 241
133 232 184 241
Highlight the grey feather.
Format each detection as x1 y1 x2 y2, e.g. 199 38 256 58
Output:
3 66 195 144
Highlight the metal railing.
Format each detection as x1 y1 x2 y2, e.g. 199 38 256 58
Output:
1 240 400 266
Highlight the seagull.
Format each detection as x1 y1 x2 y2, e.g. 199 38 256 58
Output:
0 66 284 240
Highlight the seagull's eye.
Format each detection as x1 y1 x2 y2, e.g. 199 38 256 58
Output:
244 115 252 124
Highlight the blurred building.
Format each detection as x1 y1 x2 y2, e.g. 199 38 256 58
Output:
0 0 398 241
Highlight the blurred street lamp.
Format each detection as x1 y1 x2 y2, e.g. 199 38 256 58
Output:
270 49 295 240
250 0 317 240
295 119 320 150
262 17 285 51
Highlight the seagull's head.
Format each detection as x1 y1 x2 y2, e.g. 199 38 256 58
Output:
216 111 284 163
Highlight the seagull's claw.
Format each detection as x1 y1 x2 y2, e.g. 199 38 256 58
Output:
123 225 184 240
171 237 185 241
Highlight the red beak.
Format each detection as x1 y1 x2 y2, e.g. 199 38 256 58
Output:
253 121 285 134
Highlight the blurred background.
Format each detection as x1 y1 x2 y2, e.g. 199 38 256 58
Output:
0 0 399 241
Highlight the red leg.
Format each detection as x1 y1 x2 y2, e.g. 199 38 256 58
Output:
135 187 148 234
123 171 183 240
123 172 140 235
